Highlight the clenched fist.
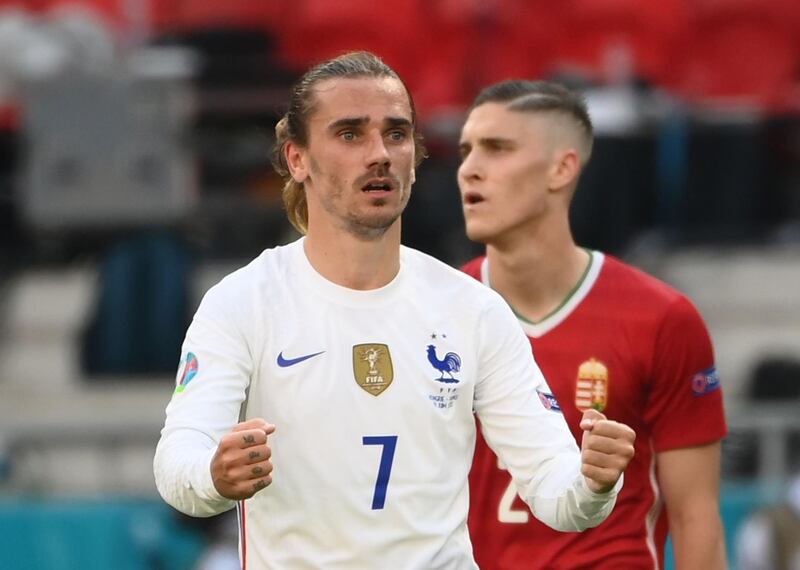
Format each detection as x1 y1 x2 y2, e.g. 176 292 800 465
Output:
579 409 636 494
211 418 276 500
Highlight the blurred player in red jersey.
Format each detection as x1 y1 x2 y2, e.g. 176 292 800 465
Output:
458 80 728 569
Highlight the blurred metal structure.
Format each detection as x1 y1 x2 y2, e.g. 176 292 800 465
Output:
19 47 197 231
726 405 800 482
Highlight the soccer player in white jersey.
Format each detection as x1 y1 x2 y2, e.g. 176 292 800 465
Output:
153 51 636 569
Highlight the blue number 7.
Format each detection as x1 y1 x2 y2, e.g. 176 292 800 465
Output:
362 435 398 510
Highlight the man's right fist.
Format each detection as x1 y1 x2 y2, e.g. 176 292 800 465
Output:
211 418 276 500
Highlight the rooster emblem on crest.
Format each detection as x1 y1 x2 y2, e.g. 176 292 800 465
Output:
427 344 461 384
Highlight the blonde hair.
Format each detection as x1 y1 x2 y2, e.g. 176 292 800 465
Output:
270 51 426 234
272 116 308 233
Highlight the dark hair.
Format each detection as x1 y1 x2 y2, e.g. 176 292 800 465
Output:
271 51 426 234
472 80 594 151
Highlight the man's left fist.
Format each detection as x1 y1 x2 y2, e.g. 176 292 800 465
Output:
579 409 636 494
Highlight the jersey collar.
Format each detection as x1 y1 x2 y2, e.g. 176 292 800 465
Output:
480 250 605 338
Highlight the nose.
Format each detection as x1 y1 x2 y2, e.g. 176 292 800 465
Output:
458 152 482 186
366 131 391 169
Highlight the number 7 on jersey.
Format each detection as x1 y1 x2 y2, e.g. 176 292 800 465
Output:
363 435 398 510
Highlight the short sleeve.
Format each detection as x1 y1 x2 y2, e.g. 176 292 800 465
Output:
644 295 727 452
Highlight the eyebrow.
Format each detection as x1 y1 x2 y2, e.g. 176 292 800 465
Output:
385 116 413 129
327 116 413 131
460 136 515 148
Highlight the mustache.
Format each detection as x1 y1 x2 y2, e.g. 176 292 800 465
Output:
353 169 402 189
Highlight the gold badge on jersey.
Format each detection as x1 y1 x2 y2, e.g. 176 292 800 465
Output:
353 344 394 396
575 358 609 412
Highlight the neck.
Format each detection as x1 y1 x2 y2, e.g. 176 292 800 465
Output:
304 221 402 290
486 217 589 323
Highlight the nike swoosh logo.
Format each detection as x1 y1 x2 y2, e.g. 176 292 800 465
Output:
277 351 325 368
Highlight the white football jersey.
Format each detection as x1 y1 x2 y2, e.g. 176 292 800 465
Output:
154 238 619 569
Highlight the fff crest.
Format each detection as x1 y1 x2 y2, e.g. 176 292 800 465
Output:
353 343 394 396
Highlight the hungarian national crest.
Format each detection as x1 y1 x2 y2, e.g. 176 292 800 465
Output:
575 358 609 412
353 344 394 396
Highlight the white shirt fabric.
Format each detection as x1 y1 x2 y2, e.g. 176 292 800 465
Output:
154 238 620 570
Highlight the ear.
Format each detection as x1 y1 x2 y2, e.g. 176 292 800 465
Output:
410 167 416 186
285 140 309 183
548 148 580 192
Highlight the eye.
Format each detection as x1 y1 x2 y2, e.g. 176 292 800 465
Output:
339 130 356 141
387 129 407 142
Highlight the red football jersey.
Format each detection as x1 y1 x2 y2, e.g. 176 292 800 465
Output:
464 252 727 570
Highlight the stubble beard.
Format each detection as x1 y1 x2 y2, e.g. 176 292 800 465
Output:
317 164 411 240
306 148 416 239
343 184 410 240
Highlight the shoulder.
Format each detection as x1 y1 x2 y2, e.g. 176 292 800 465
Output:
599 255 710 335
402 246 486 291
401 247 506 310
601 255 700 312
602 255 680 300
199 240 299 312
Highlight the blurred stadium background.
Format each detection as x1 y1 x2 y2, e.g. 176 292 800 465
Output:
0 0 798 568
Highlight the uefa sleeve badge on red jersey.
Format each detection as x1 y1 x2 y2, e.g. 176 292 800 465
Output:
691 366 720 396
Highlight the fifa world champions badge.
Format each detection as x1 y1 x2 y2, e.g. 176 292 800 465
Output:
353 344 394 396
575 358 609 412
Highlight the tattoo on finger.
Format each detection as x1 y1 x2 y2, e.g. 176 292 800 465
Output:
243 434 256 444
249 450 260 460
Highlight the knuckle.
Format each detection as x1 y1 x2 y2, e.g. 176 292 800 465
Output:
218 457 233 474
225 466 240 481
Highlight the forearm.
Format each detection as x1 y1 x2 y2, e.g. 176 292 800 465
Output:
475 302 620 531
522 454 621 532
670 509 727 570
154 428 236 517
658 443 726 570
